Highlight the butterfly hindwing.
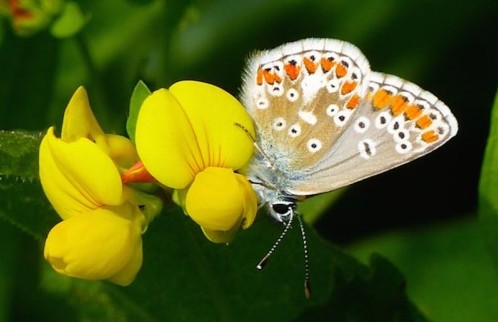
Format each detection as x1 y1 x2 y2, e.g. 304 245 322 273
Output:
241 38 458 198
286 71 458 195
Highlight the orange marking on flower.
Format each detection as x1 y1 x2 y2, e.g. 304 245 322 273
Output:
341 80 357 95
321 57 335 72
284 63 300 80
303 57 318 74
335 62 348 78
421 130 439 143
9 0 32 19
346 94 361 109
372 89 393 110
405 105 423 120
416 115 433 129
121 161 156 184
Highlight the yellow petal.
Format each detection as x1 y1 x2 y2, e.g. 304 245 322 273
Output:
135 89 202 189
169 81 255 170
39 127 123 219
105 134 139 169
44 206 143 285
61 86 105 143
234 173 258 229
201 224 242 244
107 234 143 286
185 167 245 231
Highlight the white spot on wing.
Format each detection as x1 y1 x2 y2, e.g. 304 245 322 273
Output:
272 117 286 131
326 104 339 117
298 110 317 125
288 124 301 137
358 139 376 159
354 116 370 133
307 139 322 153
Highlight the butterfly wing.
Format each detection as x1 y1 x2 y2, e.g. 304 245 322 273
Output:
286 71 458 195
241 38 371 172
241 38 458 197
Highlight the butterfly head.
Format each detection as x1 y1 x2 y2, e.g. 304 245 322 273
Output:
269 199 296 224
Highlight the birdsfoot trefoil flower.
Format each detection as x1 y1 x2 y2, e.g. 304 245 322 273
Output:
39 86 161 285
134 81 257 243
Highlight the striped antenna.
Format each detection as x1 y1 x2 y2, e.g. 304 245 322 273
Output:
256 209 312 298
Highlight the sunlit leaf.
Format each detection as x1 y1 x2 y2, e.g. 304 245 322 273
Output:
0 131 57 239
127 80 151 141
50 2 90 38
479 87 498 272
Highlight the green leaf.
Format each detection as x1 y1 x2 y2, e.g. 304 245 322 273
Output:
299 189 345 224
0 131 57 239
50 2 89 38
347 217 498 321
0 127 425 322
28 204 426 321
126 80 151 141
479 87 498 272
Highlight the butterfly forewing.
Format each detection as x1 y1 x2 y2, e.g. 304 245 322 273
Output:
241 38 371 171
241 38 458 197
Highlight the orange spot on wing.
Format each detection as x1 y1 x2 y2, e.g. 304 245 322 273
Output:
421 130 439 143
341 80 357 95
390 95 409 116
284 63 300 80
416 115 433 129
303 57 318 74
336 62 348 78
262 69 281 85
321 57 335 72
256 69 264 85
405 105 423 120
372 89 393 110
346 94 361 109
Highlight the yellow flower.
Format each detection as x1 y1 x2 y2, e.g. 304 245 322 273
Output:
44 206 143 286
39 86 161 286
135 81 257 243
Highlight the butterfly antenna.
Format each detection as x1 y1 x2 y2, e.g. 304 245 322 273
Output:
296 213 312 298
256 211 294 270
234 122 275 168
234 122 256 142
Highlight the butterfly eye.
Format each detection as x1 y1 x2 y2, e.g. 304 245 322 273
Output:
272 202 292 215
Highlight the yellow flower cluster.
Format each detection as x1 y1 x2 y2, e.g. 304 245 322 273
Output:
40 81 258 285
135 81 257 243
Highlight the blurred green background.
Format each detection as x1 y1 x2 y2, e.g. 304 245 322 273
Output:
1 0 498 321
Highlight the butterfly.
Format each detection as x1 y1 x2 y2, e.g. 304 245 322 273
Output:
240 38 458 297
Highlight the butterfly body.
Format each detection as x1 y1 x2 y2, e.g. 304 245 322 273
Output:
241 38 458 223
